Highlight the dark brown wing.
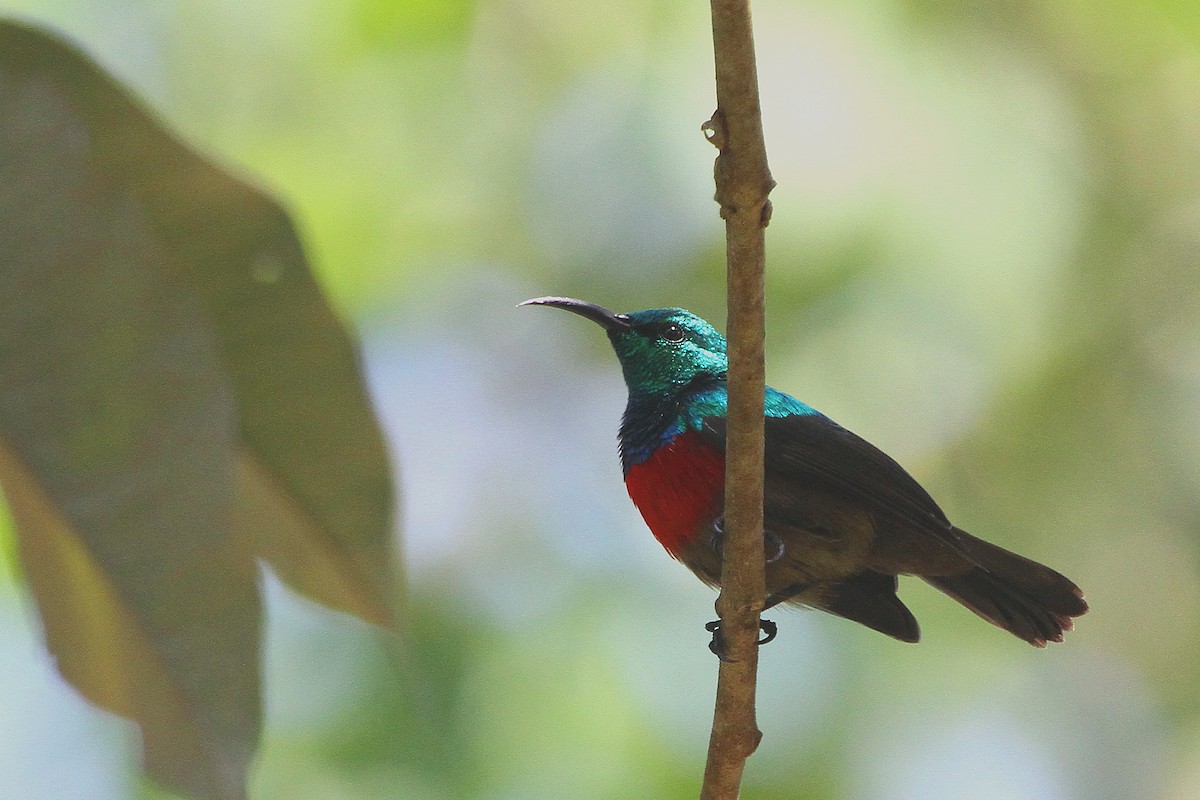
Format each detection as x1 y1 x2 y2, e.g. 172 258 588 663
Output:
700 413 1087 645
701 414 975 563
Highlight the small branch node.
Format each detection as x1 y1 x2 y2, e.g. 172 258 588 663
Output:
759 198 773 227
701 110 727 150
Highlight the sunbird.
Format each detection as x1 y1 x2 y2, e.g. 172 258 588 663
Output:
522 297 1087 648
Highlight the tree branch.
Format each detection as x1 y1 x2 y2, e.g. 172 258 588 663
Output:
700 1 774 799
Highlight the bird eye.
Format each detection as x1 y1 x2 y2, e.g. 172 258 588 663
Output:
661 324 686 343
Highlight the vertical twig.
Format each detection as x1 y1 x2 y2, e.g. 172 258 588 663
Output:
700 1 774 799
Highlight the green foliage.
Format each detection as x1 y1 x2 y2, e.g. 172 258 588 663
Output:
0 19 396 800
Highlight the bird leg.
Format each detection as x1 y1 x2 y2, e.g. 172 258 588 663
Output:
704 581 809 658
709 516 786 563
704 516 791 658
705 618 779 661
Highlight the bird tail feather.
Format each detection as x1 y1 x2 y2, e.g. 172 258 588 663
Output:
924 530 1088 647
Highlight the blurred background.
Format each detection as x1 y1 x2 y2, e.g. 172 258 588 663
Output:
1 0 1198 798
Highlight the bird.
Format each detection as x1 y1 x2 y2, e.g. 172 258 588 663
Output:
521 296 1088 649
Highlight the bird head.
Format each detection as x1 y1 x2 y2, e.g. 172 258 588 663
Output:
520 296 728 399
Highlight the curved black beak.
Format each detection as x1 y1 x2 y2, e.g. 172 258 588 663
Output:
519 296 632 333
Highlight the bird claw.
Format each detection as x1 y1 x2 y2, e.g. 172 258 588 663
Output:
706 618 778 661
705 620 732 661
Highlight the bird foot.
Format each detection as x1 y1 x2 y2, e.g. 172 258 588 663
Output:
705 618 778 661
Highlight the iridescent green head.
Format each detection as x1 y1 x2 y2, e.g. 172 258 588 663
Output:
520 297 728 399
